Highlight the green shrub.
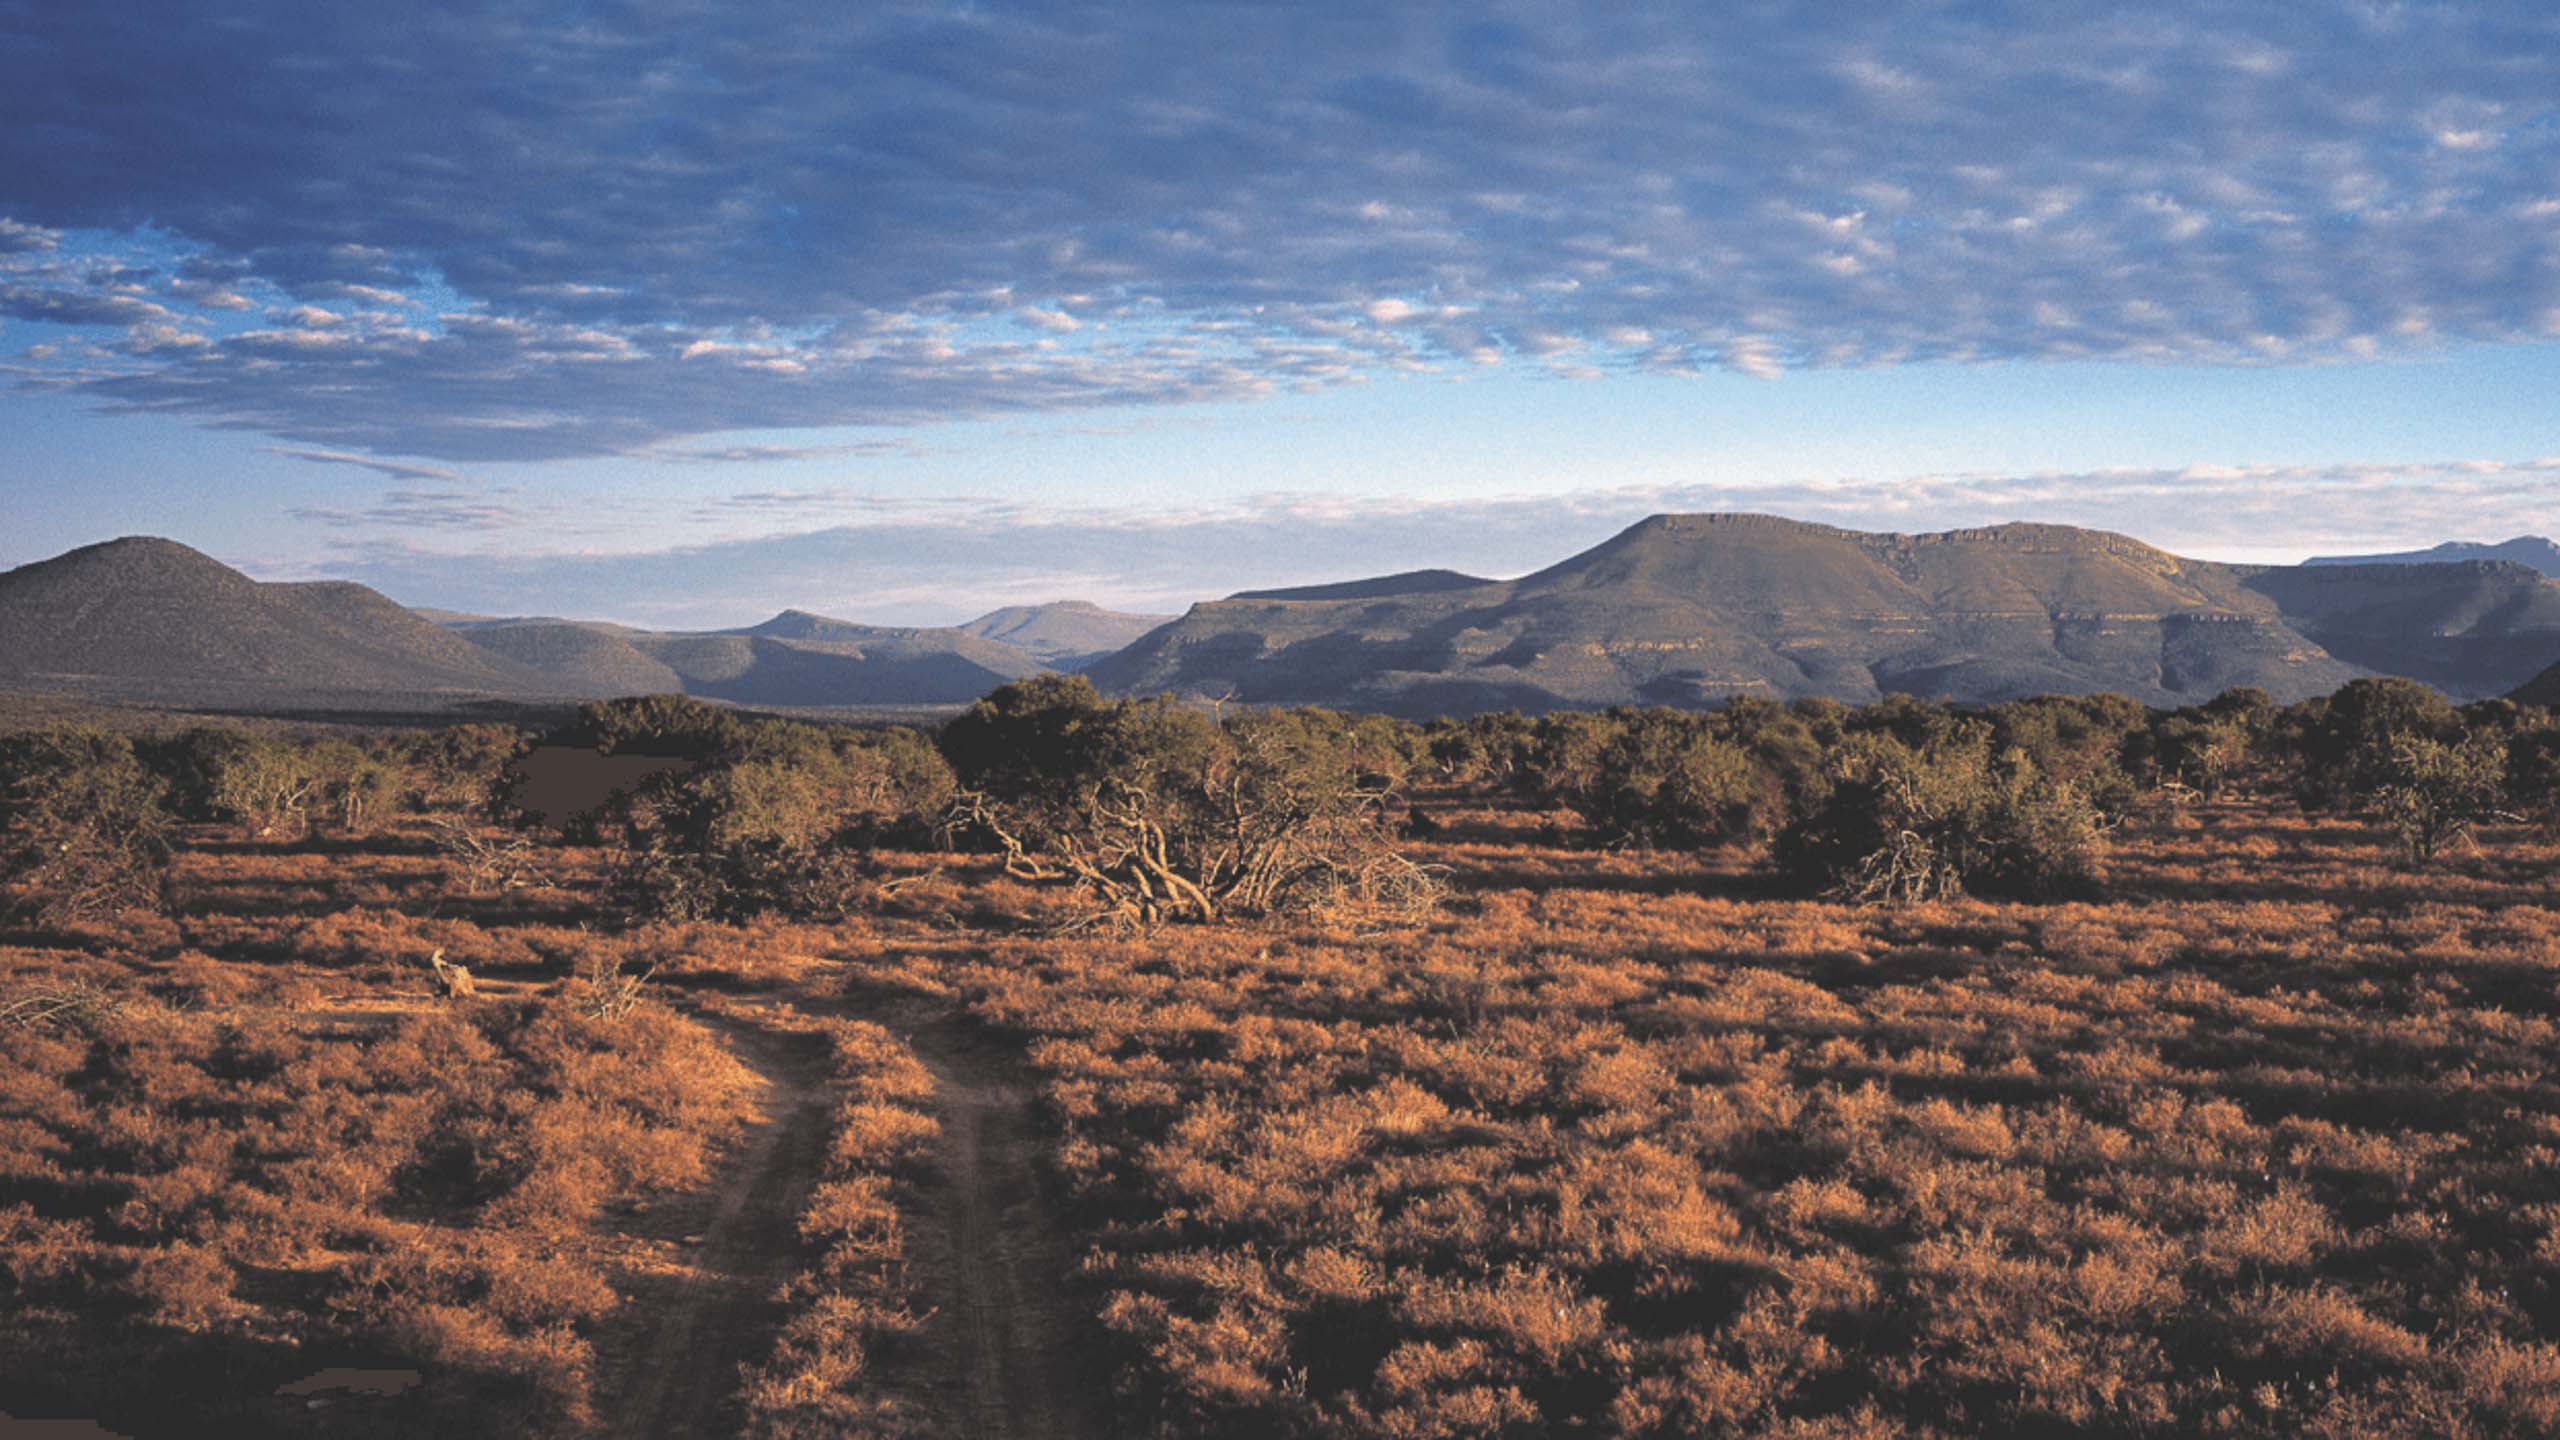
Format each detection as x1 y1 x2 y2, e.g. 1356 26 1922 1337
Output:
590 714 954 925
1774 734 2107 902
2371 734 2505 863
939 676 1415 925
0 727 176 923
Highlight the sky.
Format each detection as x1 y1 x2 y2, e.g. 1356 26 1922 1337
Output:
6 2 2560 626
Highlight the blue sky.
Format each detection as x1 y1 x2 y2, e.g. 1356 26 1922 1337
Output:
6 2 2560 625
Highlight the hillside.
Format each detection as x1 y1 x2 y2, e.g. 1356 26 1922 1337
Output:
2305 536 2560 577
954 601 1172 669
1230 570 1496 602
0 537 553 698
0 539 1049 710
2511 658 2560 707
1089 514 2560 714
446 608 1046 705
2233 560 2560 699
449 621 687 696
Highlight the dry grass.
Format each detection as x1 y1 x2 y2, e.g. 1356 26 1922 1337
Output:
6 756 2560 1437
738 1018 941 1439
821 797 2560 1439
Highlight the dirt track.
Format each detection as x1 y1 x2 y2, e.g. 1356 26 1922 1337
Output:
596 997 1109 1439
600 1013 834 1438
901 1017 1110 1440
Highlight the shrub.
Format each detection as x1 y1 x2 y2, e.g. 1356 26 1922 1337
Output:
206 735 319 839
1570 710 1785 849
940 677 1417 925
556 693 742 758
595 719 953 926
0 727 176 923
1774 734 2107 901
403 723 530 815
2285 677 2460 809
2370 733 2505 862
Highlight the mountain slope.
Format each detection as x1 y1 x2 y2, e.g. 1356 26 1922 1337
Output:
2234 561 2560 699
1230 570 1496 602
2512 660 2560 708
955 601 1174 669
446 608 1047 705
2304 537 2560 578
449 621 687 696
0 537 551 696
1090 514 2560 715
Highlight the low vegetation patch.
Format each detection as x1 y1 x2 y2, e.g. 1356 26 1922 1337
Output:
738 1019 941 1438
6 679 2560 1436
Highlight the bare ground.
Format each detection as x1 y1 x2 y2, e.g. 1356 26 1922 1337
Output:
892 1013 1112 1440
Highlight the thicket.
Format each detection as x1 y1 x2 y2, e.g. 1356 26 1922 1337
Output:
562 697 955 926
0 728 175 924
940 676 1432 926
0 673 2551 933
1418 681 2558 899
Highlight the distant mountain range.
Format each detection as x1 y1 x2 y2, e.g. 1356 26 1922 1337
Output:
441 608 1054 706
1091 515 2560 713
8 521 2560 716
951 600 1172 668
0 538 1162 709
2306 536 2560 577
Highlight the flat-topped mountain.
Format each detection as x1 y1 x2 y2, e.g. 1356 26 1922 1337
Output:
0 537 551 698
1088 515 2560 714
954 601 1173 669
2306 536 2560 578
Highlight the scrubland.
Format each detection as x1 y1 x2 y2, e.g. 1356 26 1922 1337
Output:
2 680 2557 1436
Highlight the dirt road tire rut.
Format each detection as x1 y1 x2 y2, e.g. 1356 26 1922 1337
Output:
602 1016 833 1439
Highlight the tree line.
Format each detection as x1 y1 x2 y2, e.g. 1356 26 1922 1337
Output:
2 674 2552 928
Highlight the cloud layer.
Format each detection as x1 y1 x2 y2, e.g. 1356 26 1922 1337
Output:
7 3 2560 459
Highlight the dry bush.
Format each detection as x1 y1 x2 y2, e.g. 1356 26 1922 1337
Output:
941 678 1427 926
841 792 2560 1439
430 815 545 893
0 985 756 1436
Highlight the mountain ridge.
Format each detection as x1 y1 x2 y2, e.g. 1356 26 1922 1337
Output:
1089 514 2560 715
955 600 1174 668
11 525 2560 716
2305 536 2560 577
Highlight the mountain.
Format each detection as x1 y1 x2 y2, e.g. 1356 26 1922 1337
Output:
445 608 1046 705
2232 561 2560 699
2512 660 2560 707
0 537 552 699
1088 514 2560 715
2305 536 2560 578
16 528 2560 717
447 621 686 696
1231 570 1496 602
954 601 1174 669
